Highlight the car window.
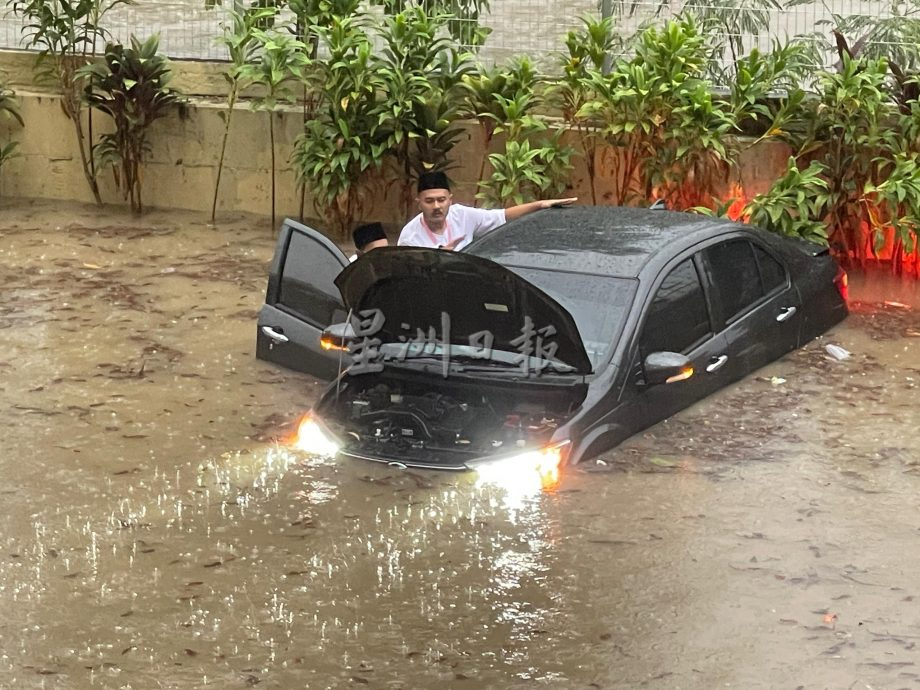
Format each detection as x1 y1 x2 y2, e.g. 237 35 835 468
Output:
640 258 711 357
511 268 637 370
278 230 345 327
752 242 787 294
705 239 763 323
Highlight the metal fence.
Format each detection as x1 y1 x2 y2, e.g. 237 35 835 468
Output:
0 0 901 66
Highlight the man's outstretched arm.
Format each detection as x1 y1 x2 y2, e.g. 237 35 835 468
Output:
504 197 578 222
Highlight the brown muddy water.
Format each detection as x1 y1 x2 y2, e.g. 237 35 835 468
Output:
2 199 920 690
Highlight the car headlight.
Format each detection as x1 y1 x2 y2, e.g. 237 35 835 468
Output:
474 440 570 490
292 413 340 457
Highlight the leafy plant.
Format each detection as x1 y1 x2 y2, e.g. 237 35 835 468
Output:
79 35 183 213
822 7 920 72
552 15 618 204
211 5 279 222
461 57 542 199
0 83 24 196
10 0 129 204
728 40 813 141
477 131 575 206
291 15 384 238
817 31 920 271
407 92 468 178
733 49 920 268
0 84 24 128
579 17 734 208
685 0 779 81
791 54 896 261
284 0 361 56
865 151 920 275
742 157 830 244
283 0 360 219
474 69 575 206
237 28 309 229
374 7 473 216
0 139 18 186
373 0 492 48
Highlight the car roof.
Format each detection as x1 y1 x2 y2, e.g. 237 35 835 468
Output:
465 206 743 277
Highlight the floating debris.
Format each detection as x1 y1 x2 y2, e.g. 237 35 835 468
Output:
824 344 851 361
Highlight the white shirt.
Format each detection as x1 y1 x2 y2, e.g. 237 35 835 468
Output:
397 204 506 251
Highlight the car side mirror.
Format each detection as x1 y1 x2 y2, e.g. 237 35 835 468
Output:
320 321 357 352
643 351 694 386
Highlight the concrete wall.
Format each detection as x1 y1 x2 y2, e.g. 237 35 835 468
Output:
0 49 792 234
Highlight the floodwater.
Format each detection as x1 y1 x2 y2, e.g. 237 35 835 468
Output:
2 199 920 690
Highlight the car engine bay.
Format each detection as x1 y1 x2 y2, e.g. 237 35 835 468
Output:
316 374 585 465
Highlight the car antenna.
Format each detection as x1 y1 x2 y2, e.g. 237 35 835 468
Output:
334 307 354 402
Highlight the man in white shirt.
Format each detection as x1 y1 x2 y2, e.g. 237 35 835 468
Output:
397 171 577 251
348 221 389 263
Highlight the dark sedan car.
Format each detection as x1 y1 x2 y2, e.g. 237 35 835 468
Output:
256 208 848 471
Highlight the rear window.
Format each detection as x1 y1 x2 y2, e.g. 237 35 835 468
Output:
705 239 763 323
511 267 637 370
752 243 787 293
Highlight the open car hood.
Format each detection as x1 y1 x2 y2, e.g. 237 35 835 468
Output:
335 247 592 375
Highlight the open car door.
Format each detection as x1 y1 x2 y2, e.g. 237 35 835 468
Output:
256 218 351 379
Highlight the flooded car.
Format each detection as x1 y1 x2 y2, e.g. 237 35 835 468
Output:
256 207 848 471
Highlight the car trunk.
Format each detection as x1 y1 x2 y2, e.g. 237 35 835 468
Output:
315 368 588 470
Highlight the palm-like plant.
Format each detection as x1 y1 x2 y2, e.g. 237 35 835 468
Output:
11 0 130 204
552 15 618 205
684 0 779 82
824 7 920 72
284 0 360 220
461 57 541 198
728 40 813 140
238 28 310 229
80 35 183 213
373 0 492 48
472 61 575 207
286 0 361 58
799 55 894 260
211 5 279 222
408 94 467 177
292 16 384 238
376 7 473 215
741 157 831 244
579 17 734 208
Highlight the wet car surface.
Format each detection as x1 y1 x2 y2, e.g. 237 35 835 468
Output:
258 208 848 470
2 200 920 690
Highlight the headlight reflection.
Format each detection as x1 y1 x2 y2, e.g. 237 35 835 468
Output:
474 443 566 504
291 414 340 457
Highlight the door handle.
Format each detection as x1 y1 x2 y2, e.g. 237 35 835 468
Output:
261 326 289 344
706 355 728 373
776 306 797 322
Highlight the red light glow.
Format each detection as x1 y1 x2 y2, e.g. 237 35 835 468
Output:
834 267 849 304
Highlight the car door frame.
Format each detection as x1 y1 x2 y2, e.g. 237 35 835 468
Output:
255 218 352 379
697 231 803 382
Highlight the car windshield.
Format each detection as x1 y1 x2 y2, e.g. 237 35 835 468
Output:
367 267 636 375
510 267 637 370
